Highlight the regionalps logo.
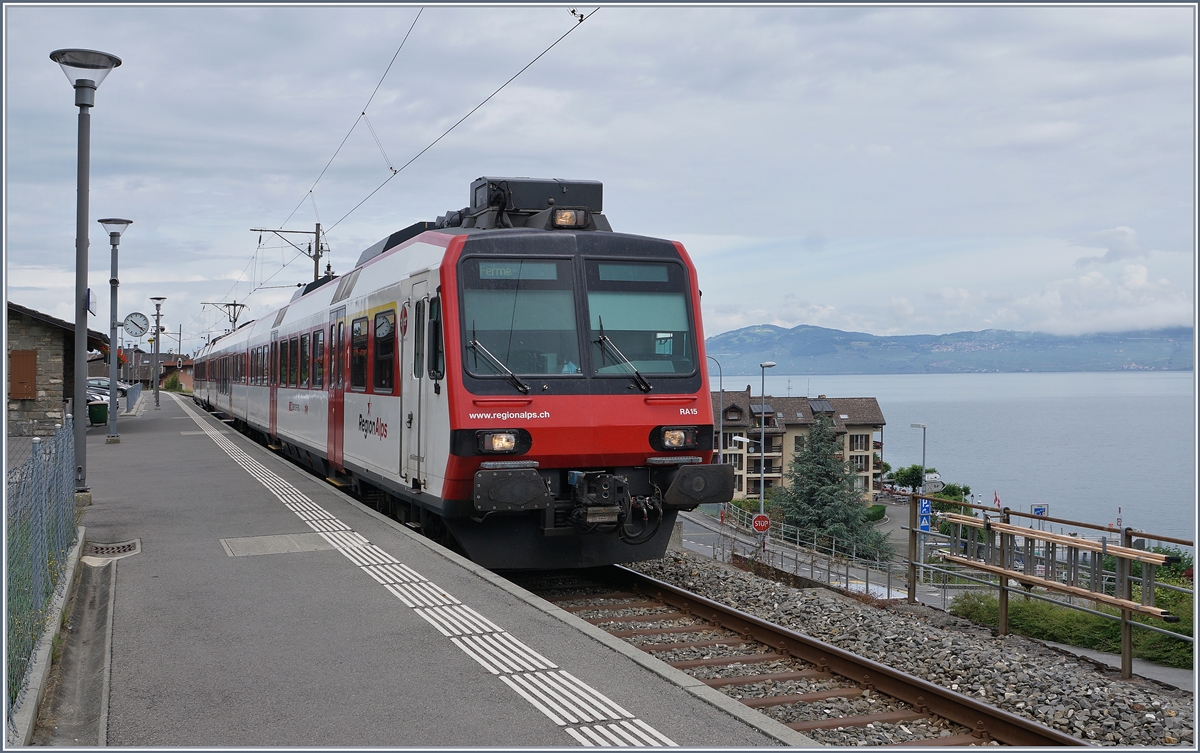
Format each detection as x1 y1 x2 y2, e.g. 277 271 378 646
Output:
359 413 387 440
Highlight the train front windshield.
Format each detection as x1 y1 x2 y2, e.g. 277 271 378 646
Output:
460 257 697 380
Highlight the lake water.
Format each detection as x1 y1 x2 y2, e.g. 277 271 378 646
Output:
717 371 1196 542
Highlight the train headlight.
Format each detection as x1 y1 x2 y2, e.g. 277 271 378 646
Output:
661 427 699 450
479 431 518 453
551 208 589 229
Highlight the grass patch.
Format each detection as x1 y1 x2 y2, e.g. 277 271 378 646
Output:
950 583 1193 668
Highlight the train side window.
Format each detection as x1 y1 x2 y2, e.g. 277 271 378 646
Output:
299 334 310 388
288 337 298 387
312 330 324 389
278 340 285 387
337 322 345 389
269 343 276 385
413 300 426 379
350 317 368 391
427 297 444 380
373 310 395 393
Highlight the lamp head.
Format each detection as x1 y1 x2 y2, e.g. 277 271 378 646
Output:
760 361 777 369
98 218 132 240
50 49 122 88
911 423 926 429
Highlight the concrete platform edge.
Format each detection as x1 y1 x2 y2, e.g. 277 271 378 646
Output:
341 494 819 747
7 526 85 748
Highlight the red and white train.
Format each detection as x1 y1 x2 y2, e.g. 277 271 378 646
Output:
194 177 733 569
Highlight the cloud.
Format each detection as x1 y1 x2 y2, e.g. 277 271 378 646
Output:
1007 265 1189 334
1074 226 1151 266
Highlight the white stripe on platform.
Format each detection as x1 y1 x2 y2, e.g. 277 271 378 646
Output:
565 728 594 747
173 393 678 748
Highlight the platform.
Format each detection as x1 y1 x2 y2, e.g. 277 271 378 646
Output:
66 392 809 747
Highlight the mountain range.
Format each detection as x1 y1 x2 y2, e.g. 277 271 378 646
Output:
704 325 1194 374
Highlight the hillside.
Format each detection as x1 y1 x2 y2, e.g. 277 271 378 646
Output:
704 325 1194 374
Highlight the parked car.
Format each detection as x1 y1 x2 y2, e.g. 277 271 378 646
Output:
86 387 119 411
88 377 131 397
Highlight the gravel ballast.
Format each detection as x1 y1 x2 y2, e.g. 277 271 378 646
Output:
629 551 1194 747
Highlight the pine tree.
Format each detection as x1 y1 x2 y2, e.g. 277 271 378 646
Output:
779 414 894 561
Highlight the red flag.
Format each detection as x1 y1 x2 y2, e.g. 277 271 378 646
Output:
993 491 1001 509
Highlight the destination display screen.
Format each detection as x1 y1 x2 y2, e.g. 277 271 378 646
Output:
478 260 558 281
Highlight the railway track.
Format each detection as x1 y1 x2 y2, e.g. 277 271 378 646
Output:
507 566 1089 747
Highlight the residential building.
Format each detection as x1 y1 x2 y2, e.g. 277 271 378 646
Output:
711 388 885 503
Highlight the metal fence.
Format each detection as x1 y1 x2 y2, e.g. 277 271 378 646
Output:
123 383 142 412
6 419 80 714
701 503 907 599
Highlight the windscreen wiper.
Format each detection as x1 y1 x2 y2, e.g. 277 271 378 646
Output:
468 324 530 394
595 318 652 393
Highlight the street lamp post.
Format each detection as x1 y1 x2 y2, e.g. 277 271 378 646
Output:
759 361 776 515
100 218 131 443
51 48 122 491
707 355 723 465
910 422 928 596
151 297 165 409
910 423 927 493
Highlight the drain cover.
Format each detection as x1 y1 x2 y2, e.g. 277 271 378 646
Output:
84 540 140 558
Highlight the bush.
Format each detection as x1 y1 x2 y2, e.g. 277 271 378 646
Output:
864 504 886 523
163 372 181 392
950 582 1193 668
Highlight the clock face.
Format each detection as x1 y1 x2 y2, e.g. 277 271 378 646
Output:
123 312 150 338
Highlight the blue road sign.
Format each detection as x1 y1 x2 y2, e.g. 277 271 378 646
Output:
1032 505 1049 517
919 498 931 532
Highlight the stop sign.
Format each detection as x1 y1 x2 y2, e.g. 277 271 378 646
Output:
752 514 771 533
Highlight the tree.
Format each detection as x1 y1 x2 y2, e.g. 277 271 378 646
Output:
891 463 937 491
777 415 894 561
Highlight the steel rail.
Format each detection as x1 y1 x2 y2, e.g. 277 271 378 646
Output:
600 565 1090 747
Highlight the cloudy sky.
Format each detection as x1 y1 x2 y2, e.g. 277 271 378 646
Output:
4 4 1195 355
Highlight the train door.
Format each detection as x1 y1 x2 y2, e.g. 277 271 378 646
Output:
328 307 346 471
403 280 428 487
269 332 279 439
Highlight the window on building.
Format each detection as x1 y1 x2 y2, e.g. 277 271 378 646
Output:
852 454 869 472
350 317 368 390
9 350 36 399
794 434 805 453
735 475 743 492
851 433 870 451
853 475 867 491
374 310 395 392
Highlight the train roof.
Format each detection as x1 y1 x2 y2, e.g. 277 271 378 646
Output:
356 177 611 268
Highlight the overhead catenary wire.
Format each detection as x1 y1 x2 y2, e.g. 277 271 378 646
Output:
278 7 424 229
326 7 599 233
192 7 595 353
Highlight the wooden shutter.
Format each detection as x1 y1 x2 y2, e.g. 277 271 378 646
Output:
9 350 37 399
